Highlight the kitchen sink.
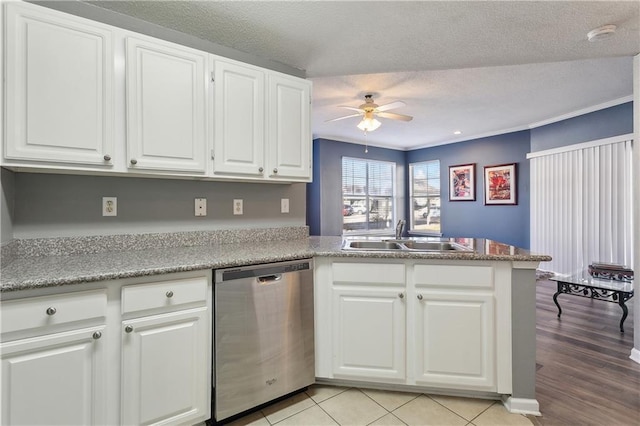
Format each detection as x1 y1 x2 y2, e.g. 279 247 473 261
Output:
343 241 404 250
398 241 463 251
342 238 472 252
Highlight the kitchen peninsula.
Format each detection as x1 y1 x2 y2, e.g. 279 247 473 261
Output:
0 228 551 424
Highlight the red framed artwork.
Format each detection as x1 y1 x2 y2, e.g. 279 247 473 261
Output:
484 163 517 205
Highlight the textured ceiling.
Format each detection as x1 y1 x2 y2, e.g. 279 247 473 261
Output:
86 0 640 149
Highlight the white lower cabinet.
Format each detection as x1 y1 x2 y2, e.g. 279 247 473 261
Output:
0 271 212 426
121 308 209 426
412 290 495 389
1 326 107 426
315 258 511 394
332 286 406 381
0 289 108 425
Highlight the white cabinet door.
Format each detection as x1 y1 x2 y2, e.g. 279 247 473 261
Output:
126 37 207 173
332 287 406 381
413 290 495 390
267 73 312 181
0 326 107 426
212 58 265 177
121 307 209 426
4 2 114 167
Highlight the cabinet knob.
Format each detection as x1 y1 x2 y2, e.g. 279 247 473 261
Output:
166 290 174 298
46 307 57 316
398 292 404 299
93 331 102 340
103 154 111 161
130 159 138 165
273 168 278 174
125 325 134 333
259 167 264 173
417 294 423 300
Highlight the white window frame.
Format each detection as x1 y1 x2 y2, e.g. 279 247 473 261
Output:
342 156 396 235
409 160 441 235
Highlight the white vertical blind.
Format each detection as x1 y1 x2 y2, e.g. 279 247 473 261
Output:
530 138 634 274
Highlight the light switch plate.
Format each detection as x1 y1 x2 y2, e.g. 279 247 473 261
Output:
195 198 207 216
281 198 290 214
233 199 243 215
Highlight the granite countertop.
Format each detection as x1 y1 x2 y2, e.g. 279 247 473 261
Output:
0 235 551 293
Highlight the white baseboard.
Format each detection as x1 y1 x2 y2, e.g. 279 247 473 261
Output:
630 348 640 364
502 396 541 416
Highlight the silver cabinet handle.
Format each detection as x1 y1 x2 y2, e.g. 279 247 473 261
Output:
258 167 264 173
130 159 137 165
417 294 423 300
46 307 56 316
93 331 102 340
103 154 111 161
166 290 174 298
273 168 278 174
398 293 404 299
125 325 134 333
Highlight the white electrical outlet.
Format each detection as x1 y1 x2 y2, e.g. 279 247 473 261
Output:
281 198 290 214
102 197 117 217
195 198 207 216
233 199 243 215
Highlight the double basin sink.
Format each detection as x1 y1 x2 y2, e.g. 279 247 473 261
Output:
342 238 472 253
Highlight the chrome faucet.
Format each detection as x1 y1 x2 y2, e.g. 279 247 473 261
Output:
395 220 406 239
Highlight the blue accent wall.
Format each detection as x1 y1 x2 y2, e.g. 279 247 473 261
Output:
407 131 531 248
530 102 633 152
308 102 632 249
307 139 406 236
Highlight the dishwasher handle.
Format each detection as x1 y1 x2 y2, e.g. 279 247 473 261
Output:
257 274 282 284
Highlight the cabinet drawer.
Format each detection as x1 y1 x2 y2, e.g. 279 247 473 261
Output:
122 276 208 315
332 263 405 285
1 289 107 335
414 265 494 288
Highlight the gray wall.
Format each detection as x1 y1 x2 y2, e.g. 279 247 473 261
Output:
530 102 633 152
1 168 15 244
7 171 305 239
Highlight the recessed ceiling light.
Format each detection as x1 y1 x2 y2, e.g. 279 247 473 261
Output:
453 130 462 135
587 24 617 42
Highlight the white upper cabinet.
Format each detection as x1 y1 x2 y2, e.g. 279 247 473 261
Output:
2 2 312 182
211 56 312 182
211 58 266 177
267 73 312 181
126 37 208 174
4 2 115 167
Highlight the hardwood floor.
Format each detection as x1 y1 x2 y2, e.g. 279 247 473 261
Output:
535 279 640 425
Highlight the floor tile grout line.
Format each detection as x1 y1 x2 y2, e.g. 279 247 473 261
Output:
467 400 498 423
357 387 394 415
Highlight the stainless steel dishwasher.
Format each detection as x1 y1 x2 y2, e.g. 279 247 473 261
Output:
213 259 314 422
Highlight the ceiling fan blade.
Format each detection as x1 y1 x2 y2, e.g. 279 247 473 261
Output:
337 106 363 112
376 101 406 112
325 113 362 123
377 111 413 122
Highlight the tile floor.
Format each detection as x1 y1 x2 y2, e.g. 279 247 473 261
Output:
225 385 534 426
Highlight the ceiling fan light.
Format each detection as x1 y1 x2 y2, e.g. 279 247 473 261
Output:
357 117 382 132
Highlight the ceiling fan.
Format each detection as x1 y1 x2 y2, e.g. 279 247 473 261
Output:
326 94 413 132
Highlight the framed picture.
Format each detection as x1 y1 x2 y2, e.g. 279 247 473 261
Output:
449 163 475 201
485 239 515 255
484 163 517 205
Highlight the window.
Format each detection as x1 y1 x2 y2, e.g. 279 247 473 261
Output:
342 157 395 234
409 160 441 233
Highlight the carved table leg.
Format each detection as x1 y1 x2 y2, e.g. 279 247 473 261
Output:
553 283 563 318
618 293 628 333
